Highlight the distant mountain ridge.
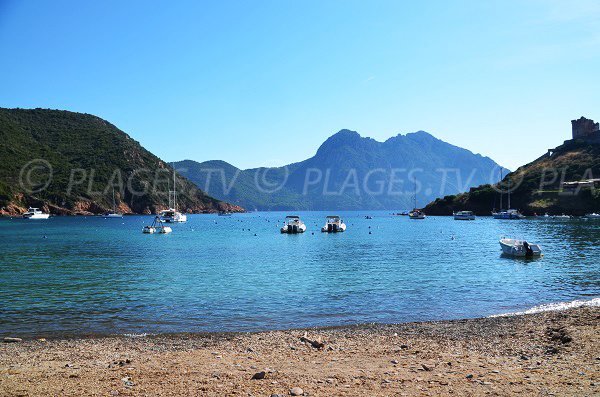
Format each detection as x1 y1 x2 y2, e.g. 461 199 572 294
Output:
175 129 508 211
0 108 243 215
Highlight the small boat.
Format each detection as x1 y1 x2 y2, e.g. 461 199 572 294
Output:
453 210 476 220
499 238 542 257
22 208 50 219
160 166 187 223
492 209 525 219
408 178 426 219
364 215 373 219
552 214 572 219
280 216 306 234
492 172 524 219
585 213 600 219
321 215 346 232
218 211 232 216
409 209 426 219
103 187 123 218
159 209 187 223
143 216 172 234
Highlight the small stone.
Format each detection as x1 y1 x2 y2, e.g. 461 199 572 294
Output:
270 395 283 397
421 363 432 371
466 374 474 379
561 335 572 344
391 359 399 364
251 371 266 380
400 344 409 349
290 387 303 396
3 337 22 343
520 355 530 360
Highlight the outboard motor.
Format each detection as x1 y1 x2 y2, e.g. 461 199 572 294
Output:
523 241 534 257
293 225 298 233
333 224 338 232
328 224 332 232
287 225 292 233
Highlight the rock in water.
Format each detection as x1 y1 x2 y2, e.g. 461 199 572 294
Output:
290 387 304 396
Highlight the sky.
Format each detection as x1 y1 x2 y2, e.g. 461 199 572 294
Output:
0 0 599 170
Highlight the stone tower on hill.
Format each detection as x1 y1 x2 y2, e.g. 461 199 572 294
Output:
572 116 600 141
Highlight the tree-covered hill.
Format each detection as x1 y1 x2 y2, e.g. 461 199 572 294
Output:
0 108 243 215
424 140 600 216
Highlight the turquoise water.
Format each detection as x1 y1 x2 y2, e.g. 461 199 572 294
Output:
1 212 599 337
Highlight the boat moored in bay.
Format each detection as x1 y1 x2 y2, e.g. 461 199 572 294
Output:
453 210 475 220
22 208 50 219
281 216 306 234
321 215 346 232
499 238 542 258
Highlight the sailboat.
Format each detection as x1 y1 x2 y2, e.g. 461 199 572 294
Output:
408 177 426 219
492 170 524 219
159 166 187 223
103 187 123 218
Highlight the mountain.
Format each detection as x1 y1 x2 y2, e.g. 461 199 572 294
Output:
0 108 243 215
424 138 600 216
175 129 508 211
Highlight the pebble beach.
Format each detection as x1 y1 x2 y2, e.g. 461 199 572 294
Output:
1 306 598 396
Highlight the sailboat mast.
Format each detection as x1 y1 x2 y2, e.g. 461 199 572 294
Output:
414 177 417 209
112 187 116 213
507 177 511 209
172 165 177 211
499 169 503 211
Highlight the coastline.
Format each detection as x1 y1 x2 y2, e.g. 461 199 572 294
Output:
2 307 598 396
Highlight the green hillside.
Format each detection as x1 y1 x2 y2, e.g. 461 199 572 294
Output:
424 140 600 216
0 108 243 215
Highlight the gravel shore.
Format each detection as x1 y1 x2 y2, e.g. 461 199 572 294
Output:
1 307 598 396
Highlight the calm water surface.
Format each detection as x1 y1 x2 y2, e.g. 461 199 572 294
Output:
1 212 599 337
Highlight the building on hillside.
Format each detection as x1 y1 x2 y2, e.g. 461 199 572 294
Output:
571 116 600 143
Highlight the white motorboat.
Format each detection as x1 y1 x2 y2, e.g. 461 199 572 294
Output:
552 214 572 219
22 208 50 219
321 215 346 232
492 209 525 219
160 166 187 223
103 187 123 218
281 216 306 234
499 238 542 257
143 216 172 234
159 209 187 223
585 213 600 219
453 210 476 220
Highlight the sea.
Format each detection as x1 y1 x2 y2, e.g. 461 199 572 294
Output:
1 211 599 337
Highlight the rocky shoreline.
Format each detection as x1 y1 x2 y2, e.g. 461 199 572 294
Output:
1 307 598 396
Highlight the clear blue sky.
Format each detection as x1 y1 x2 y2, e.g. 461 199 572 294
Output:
1 0 598 170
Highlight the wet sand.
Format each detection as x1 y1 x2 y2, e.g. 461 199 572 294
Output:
1 307 598 396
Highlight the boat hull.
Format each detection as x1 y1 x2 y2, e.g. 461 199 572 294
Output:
23 214 50 219
499 239 542 257
281 224 306 234
454 214 475 220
